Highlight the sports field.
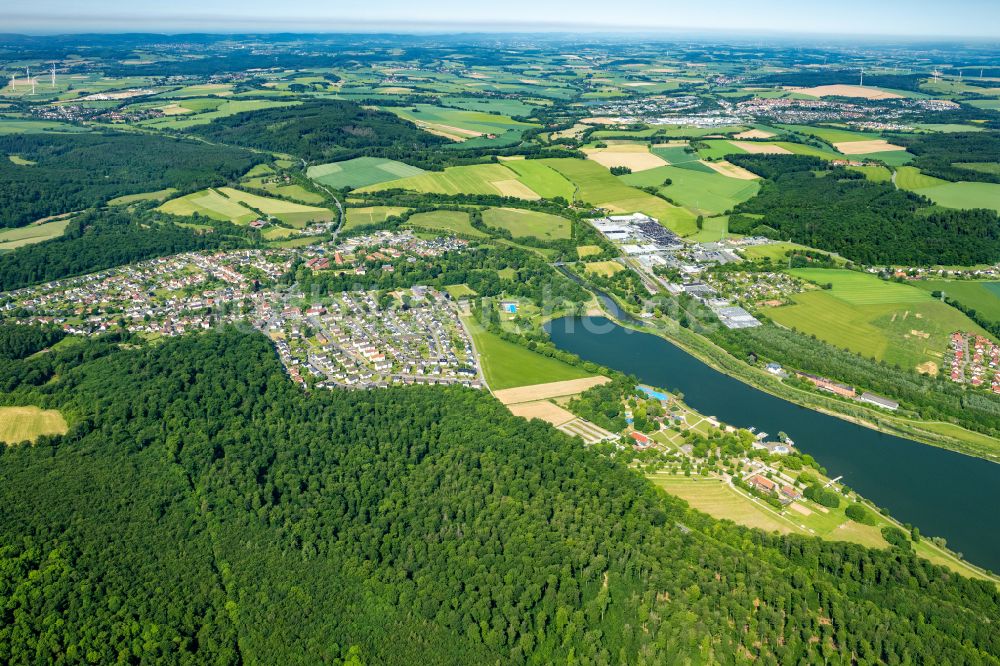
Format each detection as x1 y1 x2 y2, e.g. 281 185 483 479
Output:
343 206 409 232
913 280 1000 322
541 158 698 235
622 165 760 216
358 163 541 199
0 406 68 444
406 210 485 237
482 208 571 240
765 269 991 369
462 316 592 390
0 219 71 250
307 157 425 190
915 182 1000 214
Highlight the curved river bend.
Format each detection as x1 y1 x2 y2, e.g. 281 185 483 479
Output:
546 315 1000 573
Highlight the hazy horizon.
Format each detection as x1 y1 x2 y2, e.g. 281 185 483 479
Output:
5 0 1000 39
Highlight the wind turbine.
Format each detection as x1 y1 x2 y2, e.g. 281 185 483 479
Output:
27 67 35 95
859 67 864 87
50 63 56 88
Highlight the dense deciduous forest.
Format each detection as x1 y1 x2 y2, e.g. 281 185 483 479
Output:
894 131 1000 183
0 323 64 360
189 100 448 164
728 155 1000 265
0 133 260 227
0 211 253 291
0 329 997 664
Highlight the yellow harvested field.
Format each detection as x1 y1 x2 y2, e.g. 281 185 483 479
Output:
790 85 903 100
734 129 775 139
492 179 541 199
622 82 656 87
507 400 577 426
0 406 68 445
159 103 193 116
729 141 791 154
493 376 610 405
834 139 907 155
584 148 668 172
702 160 759 180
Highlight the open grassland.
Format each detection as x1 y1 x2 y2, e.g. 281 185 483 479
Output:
463 316 592 390
444 283 477 299
358 163 540 199
541 158 698 235
847 165 892 182
622 165 760 216
0 219 70 251
576 245 603 259
766 269 991 370
406 210 485 237
0 406 68 444
343 206 409 232
0 119 90 134
108 188 178 206
769 142 842 160
915 182 1000 214
696 140 748 160
482 207 571 240
913 280 1000 322
307 157 424 190
778 124 880 144
649 476 793 534
954 162 1000 176
894 166 948 190
741 242 844 264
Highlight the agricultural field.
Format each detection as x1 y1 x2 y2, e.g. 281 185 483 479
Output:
0 406 68 444
502 160 576 200
482 207 571 240
405 210 485 237
914 182 1000 213
159 188 333 226
0 219 71 251
847 165 892 182
307 157 425 190
0 119 90 134
695 139 748 160
576 245 603 259
649 476 794 534
584 260 625 277
741 242 844 264
358 163 541 199
385 104 535 142
913 280 1000 322
343 206 409 232
139 100 298 129
541 158 698 235
894 166 948 190
462 316 592 390
622 165 760 216
583 144 667 172
778 124 880 144
764 269 993 370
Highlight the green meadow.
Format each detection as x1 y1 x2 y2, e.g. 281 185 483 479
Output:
0 219 71 251
343 206 410 232
160 188 333 227
913 280 1000 322
358 163 536 198
307 157 425 190
915 182 1000 213
482 207 571 240
406 210 485 237
622 165 760 216
765 269 991 370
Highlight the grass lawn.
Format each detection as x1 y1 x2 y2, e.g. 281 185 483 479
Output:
483 207 571 240
765 269 992 370
343 206 409 232
576 245 603 259
307 157 424 190
463 316 592 390
650 476 794 533
915 181 1000 214
912 280 1000 322
0 406 68 444
622 165 760 216
406 210 485 237
444 283 478 299
0 219 71 250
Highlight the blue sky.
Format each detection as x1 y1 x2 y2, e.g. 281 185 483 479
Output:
6 0 1000 38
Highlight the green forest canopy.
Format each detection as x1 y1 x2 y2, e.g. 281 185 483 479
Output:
0 328 996 664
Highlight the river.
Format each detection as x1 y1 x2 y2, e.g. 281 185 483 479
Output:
546 312 1000 573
